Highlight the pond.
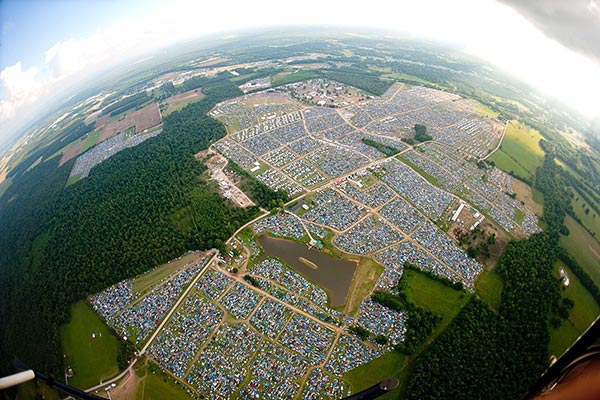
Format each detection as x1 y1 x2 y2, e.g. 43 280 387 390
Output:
257 235 357 307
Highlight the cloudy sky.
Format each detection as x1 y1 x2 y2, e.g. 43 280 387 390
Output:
1 0 600 148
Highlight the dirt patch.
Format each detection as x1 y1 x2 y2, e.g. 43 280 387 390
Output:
59 141 84 166
200 150 255 208
99 102 161 143
94 114 110 131
104 368 139 400
512 178 543 216
164 89 205 111
239 91 298 107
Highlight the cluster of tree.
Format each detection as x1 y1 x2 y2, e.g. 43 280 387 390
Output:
243 275 260 288
226 160 288 210
413 124 432 142
404 262 465 291
535 155 573 236
0 78 260 378
406 231 561 399
558 248 600 304
101 91 150 116
348 325 371 341
361 138 400 156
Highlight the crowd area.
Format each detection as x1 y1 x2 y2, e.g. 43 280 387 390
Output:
90 280 132 321
219 281 261 320
302 368 351 400
303 189 367 231
70 128 161 179
353 298 408 348
325 334 379 376
333 215 403 255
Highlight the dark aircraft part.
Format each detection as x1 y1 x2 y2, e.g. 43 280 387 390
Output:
13 358 104 400
342 377 399 399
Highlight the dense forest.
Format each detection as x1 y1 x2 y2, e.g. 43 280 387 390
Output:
0 77 261 378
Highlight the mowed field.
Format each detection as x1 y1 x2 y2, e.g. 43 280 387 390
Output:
475 269 503 312
135 366 190 400
560 216 600 287
548 261 600 357
60 300 119 389
98 102 161 142
132 251 202 295
488 121 545 180
162 89 205 117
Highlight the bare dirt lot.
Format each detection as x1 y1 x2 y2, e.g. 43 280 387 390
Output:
59 141 85 166
239 91 298 107
98 102 162 143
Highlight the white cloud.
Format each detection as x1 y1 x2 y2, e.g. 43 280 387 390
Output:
0 62 44 120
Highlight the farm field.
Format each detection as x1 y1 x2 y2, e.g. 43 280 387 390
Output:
162 89 205 116
98 102 161 143
548 261 600 357
60 300 119 389
571 188 600 239
488 121 545 180
560 216 600 287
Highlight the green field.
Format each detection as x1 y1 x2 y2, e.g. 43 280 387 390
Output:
135 366 190 400
344 351 408 400
475 269 503 312
560 216 600 287
487 147 530 180
81 131 101 152
475 102 499 118
488 121 545 180
571 188 600 239
404 269 470 323
60 300 119 389
132 252 199 294
548 261 600 357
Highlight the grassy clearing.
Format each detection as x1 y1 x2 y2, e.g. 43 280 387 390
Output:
571 188 600 239
514 208 525 224
344 351 408 400
61 300 119 389
133 252 200 294
499 121 545 174
403 268 470 323
560 216 600 287
489 148 531 182
381 73 443 89
475 269 503 312
549 261 600 357
135 365 190 400
81 131 101 152
65 173 82 187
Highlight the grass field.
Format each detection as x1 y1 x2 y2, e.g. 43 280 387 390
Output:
132 251 200 294
571 188 600 239
135 366 190 400
475 269 503 312
344 351 408 400
403 269 470 323
488 121 544 180
61 300 119 389
381 73 444 89
560 216 600 287
81 131 101 152
488 148 530 180
475 102 500 118
548 261 600 357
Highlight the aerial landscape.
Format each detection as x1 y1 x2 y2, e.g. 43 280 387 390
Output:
1 1 600 399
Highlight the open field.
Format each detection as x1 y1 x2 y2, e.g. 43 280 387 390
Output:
571 188 600 239
344 351 408 400
548 261 600 357
135 365 190 400
498 121 544 173
512 177 543 216
98 102 161 143
344 258 384 315
475 102 499 118
382 72 445 89
475 268 503 312
60 300 119 389
404 268 470 323
133 251 202 294
560 216 600 287
488 149 530 181
162 89 205 116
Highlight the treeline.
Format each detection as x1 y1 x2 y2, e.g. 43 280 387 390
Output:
226 160 288 210
0 78 259 378
361 138 400 156
535 155 573 236
414 124 432 142
101 91 150 116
